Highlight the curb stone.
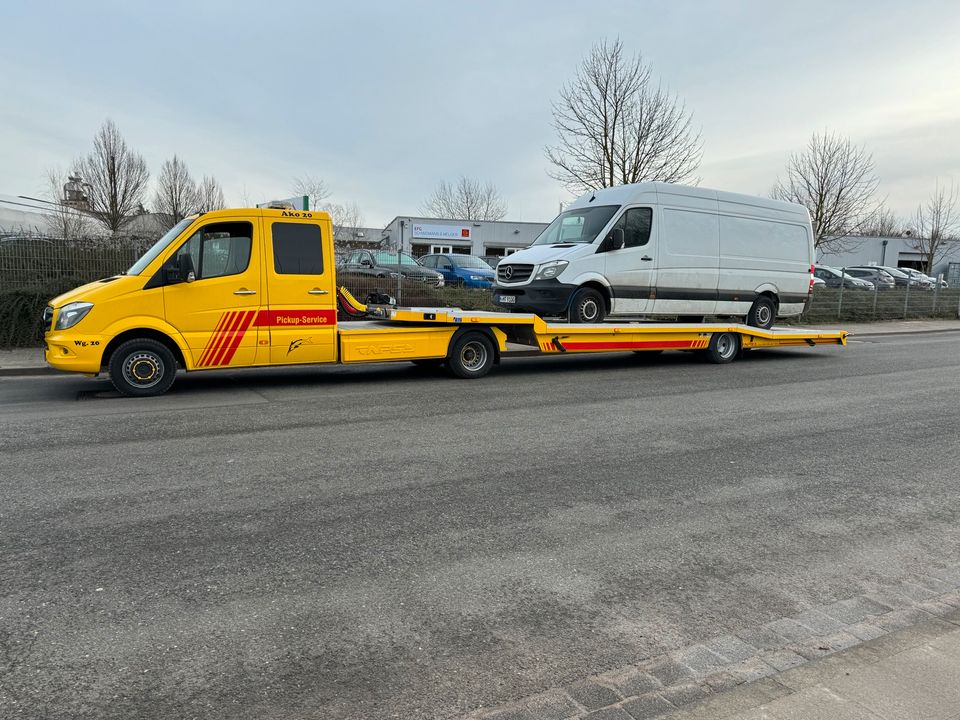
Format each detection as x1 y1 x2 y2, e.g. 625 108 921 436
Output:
462 566 960 719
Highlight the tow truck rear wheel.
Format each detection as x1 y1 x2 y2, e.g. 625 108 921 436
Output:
108 338 178 396
446 332 495 379
704 332 740 364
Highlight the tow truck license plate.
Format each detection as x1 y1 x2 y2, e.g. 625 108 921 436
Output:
497 295 516 304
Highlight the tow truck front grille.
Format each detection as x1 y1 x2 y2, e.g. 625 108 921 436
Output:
497 263 534 284
42 306 53 331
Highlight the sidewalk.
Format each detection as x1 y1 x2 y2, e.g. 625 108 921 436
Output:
466 572 960 720
3 318 960 377
714 623 960 720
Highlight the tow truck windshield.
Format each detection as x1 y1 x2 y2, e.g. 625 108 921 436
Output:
127 217 194 275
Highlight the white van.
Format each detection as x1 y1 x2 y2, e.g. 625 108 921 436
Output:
492 182 814 328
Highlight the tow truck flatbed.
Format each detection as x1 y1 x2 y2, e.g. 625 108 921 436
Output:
335 296 847 368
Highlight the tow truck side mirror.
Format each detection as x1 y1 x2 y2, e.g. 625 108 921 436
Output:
164 253 196 284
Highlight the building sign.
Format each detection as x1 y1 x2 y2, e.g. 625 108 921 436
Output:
412 223 471 241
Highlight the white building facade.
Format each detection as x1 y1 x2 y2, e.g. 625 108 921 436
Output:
381 216 547 260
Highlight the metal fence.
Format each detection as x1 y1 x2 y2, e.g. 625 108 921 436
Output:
0 235 152 291
3 236 957 348
800 286 960 323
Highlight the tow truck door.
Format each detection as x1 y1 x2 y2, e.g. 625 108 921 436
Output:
163 217 265 369
261 214 338 365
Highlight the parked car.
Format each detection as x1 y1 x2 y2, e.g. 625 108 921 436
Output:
419 253 496 288
847 265 919 288
812 276 826 287
900 268 935 289
813 265 875 290
843 266 896 290
339 249 444 287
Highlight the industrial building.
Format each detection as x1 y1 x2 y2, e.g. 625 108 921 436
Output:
818 235 960 283
380 216 547 260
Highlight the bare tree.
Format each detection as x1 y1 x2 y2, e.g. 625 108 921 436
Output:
858 205 903 237
154 155 199 227
910 180 959 275
197 175 226 212
772 131 879 252
421 176 508 220
76 119 150 233
292 175 331 210
321 200 366 253
545 38 702 193
43 169 93 240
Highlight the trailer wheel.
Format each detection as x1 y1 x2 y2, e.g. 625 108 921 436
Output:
747 296 776 329
108 338 178 396
446 332 494 379
704 332 740 364
568 288 605 323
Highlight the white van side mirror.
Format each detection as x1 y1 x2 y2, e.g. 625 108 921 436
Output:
604 228 625 251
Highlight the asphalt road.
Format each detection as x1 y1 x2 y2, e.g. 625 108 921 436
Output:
2 333 960 719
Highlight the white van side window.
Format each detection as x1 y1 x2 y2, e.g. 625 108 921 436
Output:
611 208 653 247
719 216 808 262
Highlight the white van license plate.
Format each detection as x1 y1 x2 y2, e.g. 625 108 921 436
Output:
498 295 516 304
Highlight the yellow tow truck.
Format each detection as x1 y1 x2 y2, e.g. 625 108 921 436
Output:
42 207 847 396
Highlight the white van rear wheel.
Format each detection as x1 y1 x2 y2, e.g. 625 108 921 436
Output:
747 296 776 329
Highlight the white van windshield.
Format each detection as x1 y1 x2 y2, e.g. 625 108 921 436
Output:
532 205 619 246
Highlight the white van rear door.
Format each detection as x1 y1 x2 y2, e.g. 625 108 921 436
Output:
603 206 656 314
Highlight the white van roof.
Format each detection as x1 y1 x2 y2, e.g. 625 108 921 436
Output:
567 182 809 221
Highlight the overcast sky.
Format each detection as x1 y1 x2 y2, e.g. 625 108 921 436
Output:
2 0 959 227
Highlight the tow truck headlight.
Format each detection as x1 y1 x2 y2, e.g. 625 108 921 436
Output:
535 260 569 280
55 302 94 330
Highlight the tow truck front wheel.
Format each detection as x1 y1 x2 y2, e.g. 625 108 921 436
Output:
704 332 740 364
446 332 495 379
109 339 178 396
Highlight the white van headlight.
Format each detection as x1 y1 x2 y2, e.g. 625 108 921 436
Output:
55 302 94 330
535 260 569 280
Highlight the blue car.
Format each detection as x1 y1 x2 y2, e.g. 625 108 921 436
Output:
419 253 496 288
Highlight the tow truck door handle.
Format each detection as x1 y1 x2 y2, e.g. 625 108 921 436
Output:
233 288 257 295
307 288 329 295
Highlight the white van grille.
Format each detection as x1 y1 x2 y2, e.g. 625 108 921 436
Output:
497 263 534 283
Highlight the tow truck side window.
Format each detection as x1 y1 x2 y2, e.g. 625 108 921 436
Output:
273 222 324 275
174 222 252 280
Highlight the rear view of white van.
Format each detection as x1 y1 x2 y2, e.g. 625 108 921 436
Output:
492 182 813 328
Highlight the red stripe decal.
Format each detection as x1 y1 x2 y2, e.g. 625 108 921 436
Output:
198 312 231 367
209 311 247 366
253 309 336 327
562 340 696 351
202 311 237 367
218 310 256 366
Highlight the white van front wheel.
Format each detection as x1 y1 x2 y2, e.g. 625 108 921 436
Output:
747 296 776 329
568 288 606 323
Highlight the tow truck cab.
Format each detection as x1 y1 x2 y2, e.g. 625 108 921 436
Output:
44 208 345 392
